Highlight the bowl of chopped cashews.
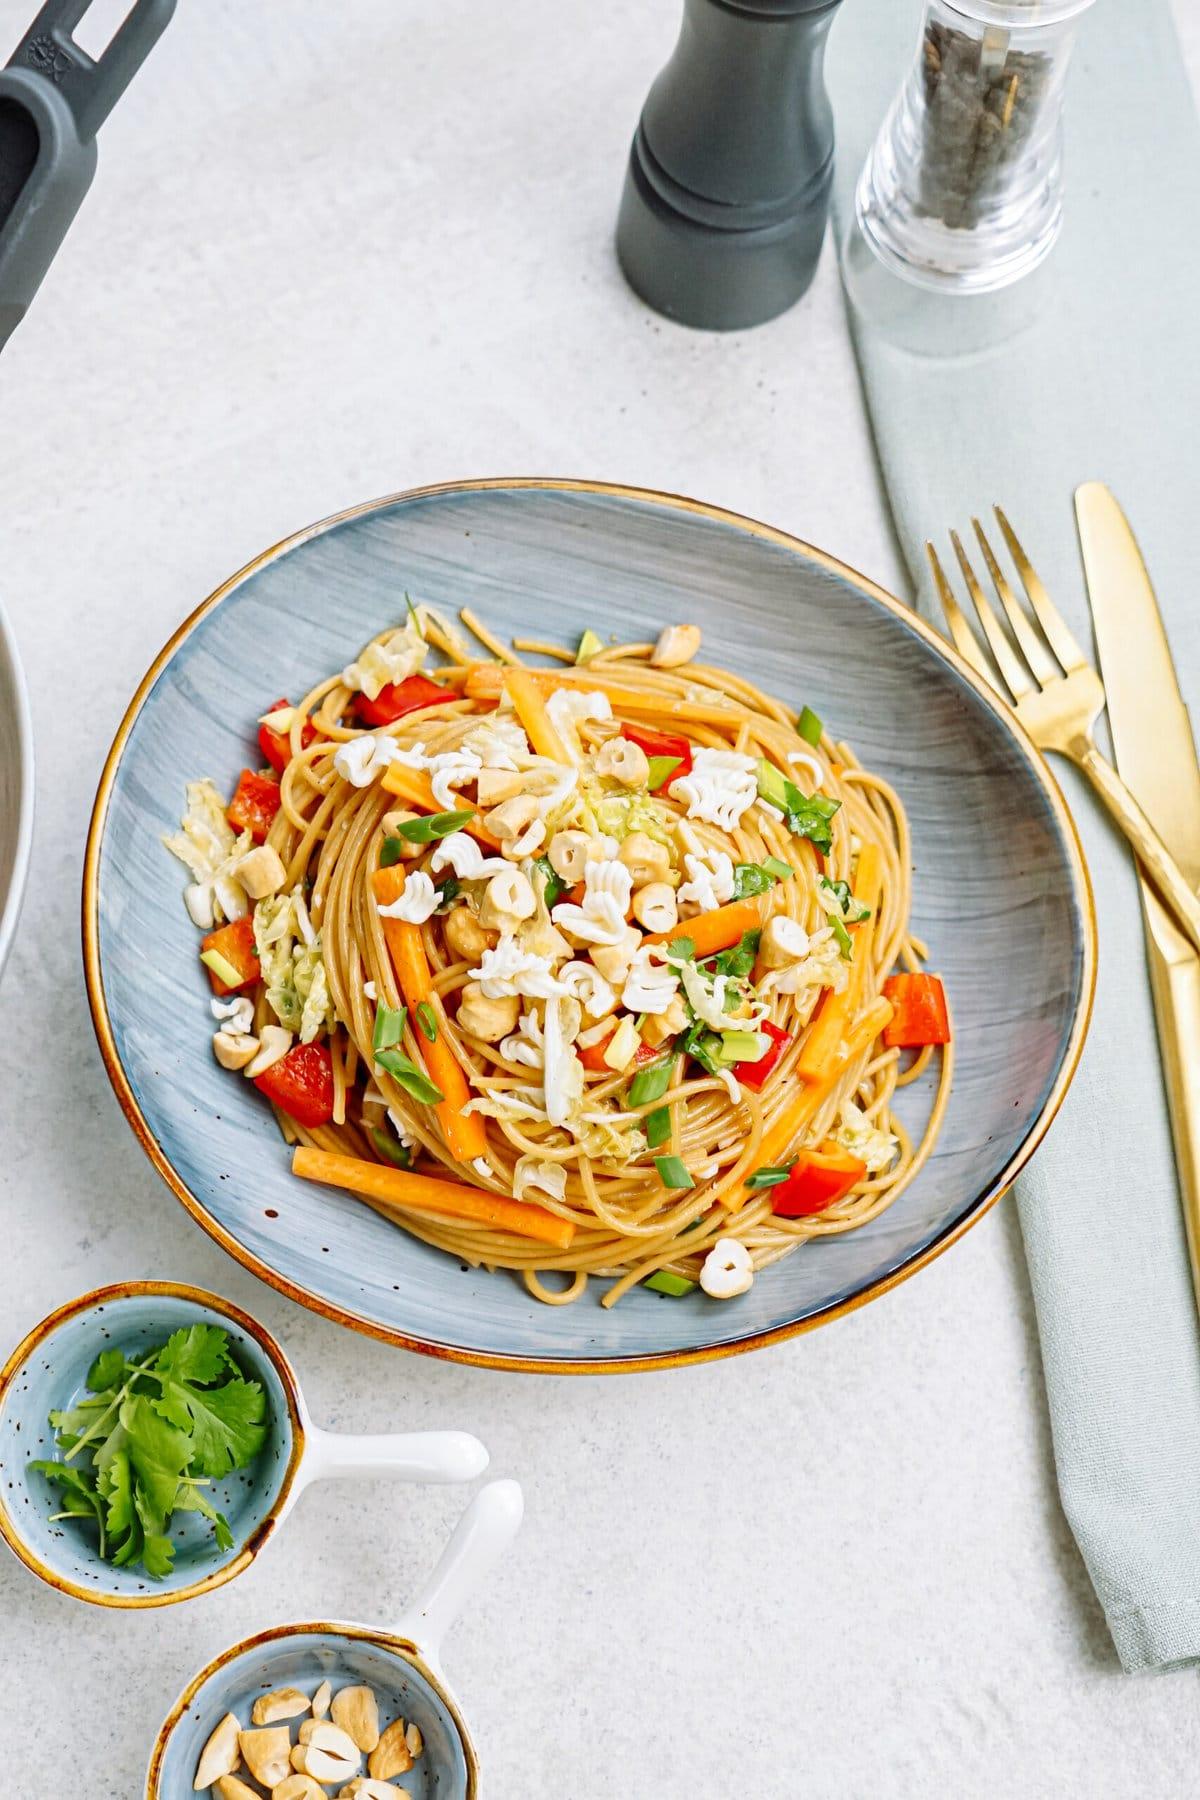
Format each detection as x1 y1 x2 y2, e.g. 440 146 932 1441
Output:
0 596 32 987
83 478 1094 1372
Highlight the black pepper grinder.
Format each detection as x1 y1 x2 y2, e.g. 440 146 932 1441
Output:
615 0 844 331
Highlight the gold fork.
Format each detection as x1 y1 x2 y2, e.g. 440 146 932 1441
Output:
927 506 1200 958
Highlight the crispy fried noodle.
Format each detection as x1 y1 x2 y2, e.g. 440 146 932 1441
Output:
165 606 953 1308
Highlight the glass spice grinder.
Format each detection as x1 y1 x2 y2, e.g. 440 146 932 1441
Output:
855 0 1097 293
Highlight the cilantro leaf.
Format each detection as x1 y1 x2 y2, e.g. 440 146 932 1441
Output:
87 1348 128 1392
150 1374 267 1480
120 1395 191 1531
783 783 841 855
153 1323 234 1388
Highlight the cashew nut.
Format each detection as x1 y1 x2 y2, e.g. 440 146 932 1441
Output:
298 1719 362 1764
379 809 424 861
478 866 536 932
292 1741 360 1785
759 914 811 970
270 1776 325 1800
251 1686 310 1726
617 832 671 888
595 737 649 788
442 905 497 962
602 1015 641 1072
368 1718 415 1781
232 843 287 900
456 981 520 1043
404 1722 424 1759
212 1778 260 1800
483 793 540 844
588 925 642 984
641 994 688 1046
329 1686 381 1754
244 1024 293 1079
339 1780 415 1799
651 623 702 668
194 1712 241 1788
238 1725 293 1789
546 828 592 883
476 767 525 807
632 881 677 933
213 1029 260 1071
312 1679 332 1720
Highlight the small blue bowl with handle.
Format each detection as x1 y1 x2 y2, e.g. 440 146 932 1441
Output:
0 1280 488 1609
147 1477 523 1798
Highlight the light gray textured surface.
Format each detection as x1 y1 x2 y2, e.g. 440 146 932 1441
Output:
0 1 1198 1795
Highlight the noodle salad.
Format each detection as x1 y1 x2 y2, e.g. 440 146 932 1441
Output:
164 605 953 1308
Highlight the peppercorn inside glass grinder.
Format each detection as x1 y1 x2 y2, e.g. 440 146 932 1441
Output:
855 0 1097 293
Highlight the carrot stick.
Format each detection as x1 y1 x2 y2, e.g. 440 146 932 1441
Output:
502 667 576 765
794 843 884 1084
292 1147 575 1249
723 997 894 1210
642 897 765 956
371 867 487 1161
379 765 501 850
466 664 742 730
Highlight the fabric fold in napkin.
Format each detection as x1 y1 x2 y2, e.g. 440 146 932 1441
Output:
829 0 1200 1670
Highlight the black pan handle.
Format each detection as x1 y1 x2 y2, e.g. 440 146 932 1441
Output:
8 0 176 140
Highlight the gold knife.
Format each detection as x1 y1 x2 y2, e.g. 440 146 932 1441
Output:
1077 481 1200 1310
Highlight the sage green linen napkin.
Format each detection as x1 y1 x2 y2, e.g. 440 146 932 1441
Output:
828 0 1200 1671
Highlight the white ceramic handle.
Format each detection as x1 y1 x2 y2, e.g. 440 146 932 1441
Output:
303 1428 489 1486
394 1478 523 1667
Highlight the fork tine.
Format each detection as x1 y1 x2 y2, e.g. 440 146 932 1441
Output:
926 541 993 684
950 530 1035 702
972 517 1059 686
994 505 1088 673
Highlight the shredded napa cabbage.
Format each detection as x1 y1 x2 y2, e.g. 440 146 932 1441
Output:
566 773 675 851
836 1100 899 1174
254 889 336 1042
162 779 252 925
341 614 428 701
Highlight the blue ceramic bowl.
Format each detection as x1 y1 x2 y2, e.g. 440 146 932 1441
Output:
149 1627 470 1798
0 1282 303 1607
84 480 1095 1372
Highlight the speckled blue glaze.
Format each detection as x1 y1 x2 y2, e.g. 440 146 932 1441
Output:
90 482 1092 1368
0 1287 298 1602
151 1629 466 1798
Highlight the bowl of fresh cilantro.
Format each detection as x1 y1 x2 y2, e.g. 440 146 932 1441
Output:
0 1280 300 1607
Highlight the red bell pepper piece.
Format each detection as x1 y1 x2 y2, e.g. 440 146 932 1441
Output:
253 1041 335 1129
880 973 951 1048
200 915 259 994
618 722 693 790
258 697 316 775
734 1020 791 1091
771 1145 867 1218
227 768 282 845
577 1030 663 1074
356 674 448 729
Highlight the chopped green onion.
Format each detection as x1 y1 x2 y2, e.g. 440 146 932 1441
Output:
375 1047 444 1106
416 1001 439 1043
797 705 823 747
645 1270 696 1297
200 949 244 989
655 1155 694 1191
386 808 476 845
629 1056 676 1107
644 1105 672 1149
534 855 566 909
576 627 604 663
646 754 683 792
762 856 794 882
372 1002 405 1054
746 1165 795 1189
434 876 460 911
380 836 407 868
371 1127 412 1169
714 1030 767 1066
755 758 790 811
827 913 853 960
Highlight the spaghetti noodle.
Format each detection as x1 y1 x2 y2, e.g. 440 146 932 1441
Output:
165 607 953 1307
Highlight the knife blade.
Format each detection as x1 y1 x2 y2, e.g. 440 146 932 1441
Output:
1077 480 1200 1311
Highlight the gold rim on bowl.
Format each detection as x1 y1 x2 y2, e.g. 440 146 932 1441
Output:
82 477 1098 1374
